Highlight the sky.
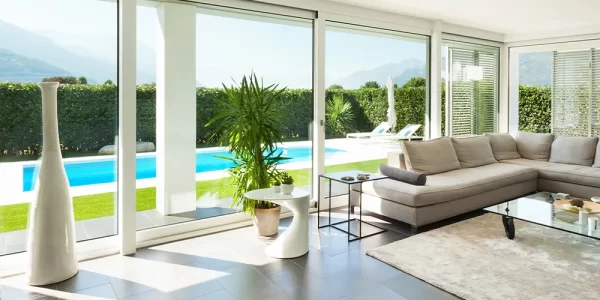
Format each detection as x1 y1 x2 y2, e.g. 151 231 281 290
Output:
0 0 428 88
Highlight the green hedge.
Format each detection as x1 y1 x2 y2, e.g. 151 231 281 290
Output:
0 83 117 155
519 85 551 133
0 82 547 156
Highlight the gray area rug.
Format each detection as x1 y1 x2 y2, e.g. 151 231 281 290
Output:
367 214 600 300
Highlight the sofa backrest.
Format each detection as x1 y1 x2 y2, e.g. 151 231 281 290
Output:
514 132 554 161
549 136 598 166
401 137 460 175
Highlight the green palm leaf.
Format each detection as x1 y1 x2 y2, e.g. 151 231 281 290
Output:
206 73 287 215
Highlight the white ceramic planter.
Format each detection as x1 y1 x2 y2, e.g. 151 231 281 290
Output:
273 185 281 193
27 82 78 286
281 184 294 195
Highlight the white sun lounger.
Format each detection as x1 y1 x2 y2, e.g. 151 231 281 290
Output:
377 124 423 141
346 122 392 139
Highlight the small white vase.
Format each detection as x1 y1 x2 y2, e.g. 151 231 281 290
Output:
273 185 281 193
27 82 78 285
281 184 294 195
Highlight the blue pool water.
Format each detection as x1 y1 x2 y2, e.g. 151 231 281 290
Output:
22 147 344 192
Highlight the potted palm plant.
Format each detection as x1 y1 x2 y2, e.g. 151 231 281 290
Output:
206 73 289 236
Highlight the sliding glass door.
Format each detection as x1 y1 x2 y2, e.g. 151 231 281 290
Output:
133 1 314 231
324 22 429 173
0 0 118 256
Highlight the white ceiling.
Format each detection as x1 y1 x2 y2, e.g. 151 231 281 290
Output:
329 0 600 38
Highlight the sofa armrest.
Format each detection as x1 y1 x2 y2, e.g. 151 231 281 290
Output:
387 151 407 169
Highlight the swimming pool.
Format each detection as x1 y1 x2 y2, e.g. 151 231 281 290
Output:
22 146 344 192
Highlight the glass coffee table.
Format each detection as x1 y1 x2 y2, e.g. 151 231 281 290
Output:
485 192 600 240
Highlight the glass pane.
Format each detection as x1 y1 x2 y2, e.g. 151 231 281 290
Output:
135 2 313 230
324 21 428 195
0 0 118 255
517 51 552 133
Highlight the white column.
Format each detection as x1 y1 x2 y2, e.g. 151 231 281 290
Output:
155 2 197 215
429 21 443 139
118 0 136 255
312 16 326 207
499 44 509 133
509 49 520 134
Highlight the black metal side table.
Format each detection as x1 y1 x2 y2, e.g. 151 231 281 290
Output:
318 170 389 242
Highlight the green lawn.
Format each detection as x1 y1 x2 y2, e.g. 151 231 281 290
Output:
0 158 385 233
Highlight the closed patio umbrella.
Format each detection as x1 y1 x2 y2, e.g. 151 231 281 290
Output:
386 76 396 131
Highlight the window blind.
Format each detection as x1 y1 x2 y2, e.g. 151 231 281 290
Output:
449 47 499 136
592 49 600 136
552 50 591 136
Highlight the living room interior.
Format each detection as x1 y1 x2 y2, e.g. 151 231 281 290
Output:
1 0 600 299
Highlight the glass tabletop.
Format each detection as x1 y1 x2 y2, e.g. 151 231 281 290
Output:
485 192 600 240
319 170 388 184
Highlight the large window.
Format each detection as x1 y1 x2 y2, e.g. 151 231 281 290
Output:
324 22 428 176
0 0 118 256
321 22 428 201
511 45 600 136
444 41 499 136
133 2 314 230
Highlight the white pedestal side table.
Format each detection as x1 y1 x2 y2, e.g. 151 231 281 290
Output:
245 188 310 258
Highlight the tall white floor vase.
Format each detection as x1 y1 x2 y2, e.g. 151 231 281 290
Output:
27 82 78 286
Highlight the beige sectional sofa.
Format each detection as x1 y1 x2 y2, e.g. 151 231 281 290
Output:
351 132 600 231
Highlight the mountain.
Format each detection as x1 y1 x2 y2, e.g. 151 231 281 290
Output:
0 20 116 84
332 58 425 89
519 52 551 86
392 68 425 87
39 30 157 84
0 48 71 82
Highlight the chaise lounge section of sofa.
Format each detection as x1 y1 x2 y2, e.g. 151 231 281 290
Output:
351 132 600 231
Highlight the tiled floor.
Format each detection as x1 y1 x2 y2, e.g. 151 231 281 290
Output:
1 208 480 300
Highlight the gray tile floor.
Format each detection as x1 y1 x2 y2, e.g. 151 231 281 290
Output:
1 208 480 300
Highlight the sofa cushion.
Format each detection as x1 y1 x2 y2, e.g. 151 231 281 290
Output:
451 136 497 168
379 164 426 186
501 158 600 188
549 136 598 166
515 131 553 161
401 137 460 175
593 140 600 168
485 133 521 160
359 163 537 207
